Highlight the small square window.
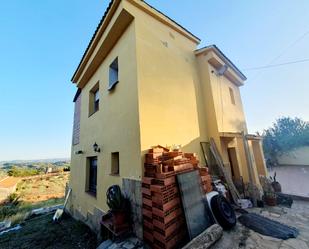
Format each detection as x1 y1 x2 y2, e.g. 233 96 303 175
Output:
108 58 119 90
229 87 236 105
111 152 119 175
89 83 99 116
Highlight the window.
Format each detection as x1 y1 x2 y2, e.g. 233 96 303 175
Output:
86 157 97 195
94 89 99 112
89 83 99 116
72 89 81 145
108 57 119 90
229 87 236 105
111 152 120 175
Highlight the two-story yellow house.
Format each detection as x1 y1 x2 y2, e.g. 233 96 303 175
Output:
68 0 267 235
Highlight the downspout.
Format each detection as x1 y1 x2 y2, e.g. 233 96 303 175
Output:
241 131 257 205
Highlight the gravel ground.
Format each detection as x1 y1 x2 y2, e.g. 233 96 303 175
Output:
211 200 309 249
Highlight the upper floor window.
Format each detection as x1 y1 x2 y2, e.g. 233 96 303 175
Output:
72 89 81 145
229 87 236 105
94 89 99 112
108 57 119 90
89 83 99 116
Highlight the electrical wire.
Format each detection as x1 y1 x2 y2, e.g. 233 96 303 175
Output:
247 29 309 77
243 58 309 71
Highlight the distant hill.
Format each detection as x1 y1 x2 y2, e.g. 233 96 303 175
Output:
0 158 70 166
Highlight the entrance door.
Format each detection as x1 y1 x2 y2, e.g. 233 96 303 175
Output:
228 148 240 179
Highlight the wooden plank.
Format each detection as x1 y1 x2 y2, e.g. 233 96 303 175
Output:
209 138 240 204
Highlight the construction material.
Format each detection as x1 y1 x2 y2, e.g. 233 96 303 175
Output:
198 167 213 193
101 212 130 239
0 221 11 232
209 138 240 204
238 213 298 240
142 175 187 249
276 193 293 208
0 225 22 236
31 205 63 216
242 132 260 205
177 170 213 240
142 146 214 249
53 188 71 221
200 142 210 167
182 224 223 249
144 146 199 179
237 199 253 209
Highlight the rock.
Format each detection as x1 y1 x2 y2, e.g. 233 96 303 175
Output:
261 211 269 216
122 242 136 249
128 237 142 246
259 234 282 242
97 240 113 249
107 243 120 249
182 224 223 249
270 212 281 218
283 239 309 249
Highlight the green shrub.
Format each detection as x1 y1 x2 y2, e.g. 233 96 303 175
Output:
7 167 40 177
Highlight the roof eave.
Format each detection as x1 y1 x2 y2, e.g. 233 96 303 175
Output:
71 0 201 84
71 0 120 84
195 45 247 82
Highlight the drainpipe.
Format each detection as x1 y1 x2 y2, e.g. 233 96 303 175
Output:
241 131 257 205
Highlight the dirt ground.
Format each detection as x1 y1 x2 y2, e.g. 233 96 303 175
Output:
0 213 97 249
0 177 20 188
212 200 309 249
16 173 69 203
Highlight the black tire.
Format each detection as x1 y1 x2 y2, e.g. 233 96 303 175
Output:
210 195 236 230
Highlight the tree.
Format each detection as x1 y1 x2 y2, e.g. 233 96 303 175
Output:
262 117 309 166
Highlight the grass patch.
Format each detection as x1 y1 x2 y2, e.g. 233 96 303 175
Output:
0 198 64 225
0 173 68 225
0 213 97 249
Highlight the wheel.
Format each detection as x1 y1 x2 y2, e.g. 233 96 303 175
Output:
210 195 236 230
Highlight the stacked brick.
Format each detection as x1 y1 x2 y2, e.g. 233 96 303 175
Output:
144 146 199 179
142 146 200 249
142 176 186 249
198 167 213 194
142 146 212 249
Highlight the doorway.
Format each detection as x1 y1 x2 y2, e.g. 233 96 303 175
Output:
227 147 240 179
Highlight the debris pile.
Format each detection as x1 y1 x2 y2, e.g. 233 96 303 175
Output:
142 145 211 249
142 176 186 249
144 146 199 178
198 167 213 193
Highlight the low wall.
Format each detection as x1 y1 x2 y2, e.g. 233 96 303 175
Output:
268 165 309 197
277 146 309 166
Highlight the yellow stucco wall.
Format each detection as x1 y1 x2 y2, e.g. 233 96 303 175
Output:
196 53 252 183
207 65 247 134
69 0 267 220
69 13 141 215
251 140 268 176
124 1 208 165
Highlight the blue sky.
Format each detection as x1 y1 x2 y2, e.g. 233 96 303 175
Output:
0 1 308 161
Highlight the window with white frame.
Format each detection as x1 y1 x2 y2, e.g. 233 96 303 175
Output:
108 57 119 90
